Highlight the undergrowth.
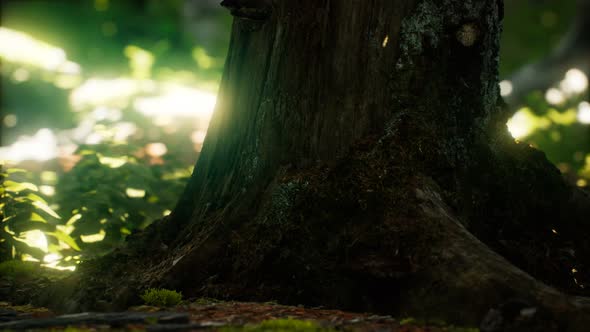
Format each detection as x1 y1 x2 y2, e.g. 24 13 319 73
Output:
140 288 183 307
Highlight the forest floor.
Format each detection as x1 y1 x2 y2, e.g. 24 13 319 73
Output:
0 300 478 331
0 257 480 331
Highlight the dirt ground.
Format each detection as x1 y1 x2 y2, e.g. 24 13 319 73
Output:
0 300 478 331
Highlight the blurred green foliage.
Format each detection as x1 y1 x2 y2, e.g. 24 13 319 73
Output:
501 1 590 186
1 141 192 263
500 0 576 76
55 143 191 256
1 0 228 267
2 0 230 144
508 92 590 182
2 0 230 75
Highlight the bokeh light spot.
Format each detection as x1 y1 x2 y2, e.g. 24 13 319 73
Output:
145 142 167 157
545 88 565 105
3 114 18 128
578 101 590 124
560 68 588 94
12 68 30 82
126 188 146 198
499 80 513 97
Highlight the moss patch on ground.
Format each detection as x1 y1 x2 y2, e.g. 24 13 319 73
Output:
222 319 335 332
140 288 183 307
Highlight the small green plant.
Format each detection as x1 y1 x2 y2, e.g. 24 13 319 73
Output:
1 167 80 262
55 143 190 256
222 319 335 332
140 288 183 307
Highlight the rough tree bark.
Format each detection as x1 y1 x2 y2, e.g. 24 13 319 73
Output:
44 0 590 330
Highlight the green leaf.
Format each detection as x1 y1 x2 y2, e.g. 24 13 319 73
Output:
6 168 27 174
27 193 48 204
30 212 47 223
47 230 81 251
78 149 98 156
4 180 38 192
66 213 82 225
32 201 61 219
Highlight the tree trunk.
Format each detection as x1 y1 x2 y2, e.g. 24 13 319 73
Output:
48 0 590 330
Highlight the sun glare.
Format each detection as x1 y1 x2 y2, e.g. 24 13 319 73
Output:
0 27 80 74
0 128 58 162
70 77 146 110
133 83 216 118
21 230 48 252
507 108 536 139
